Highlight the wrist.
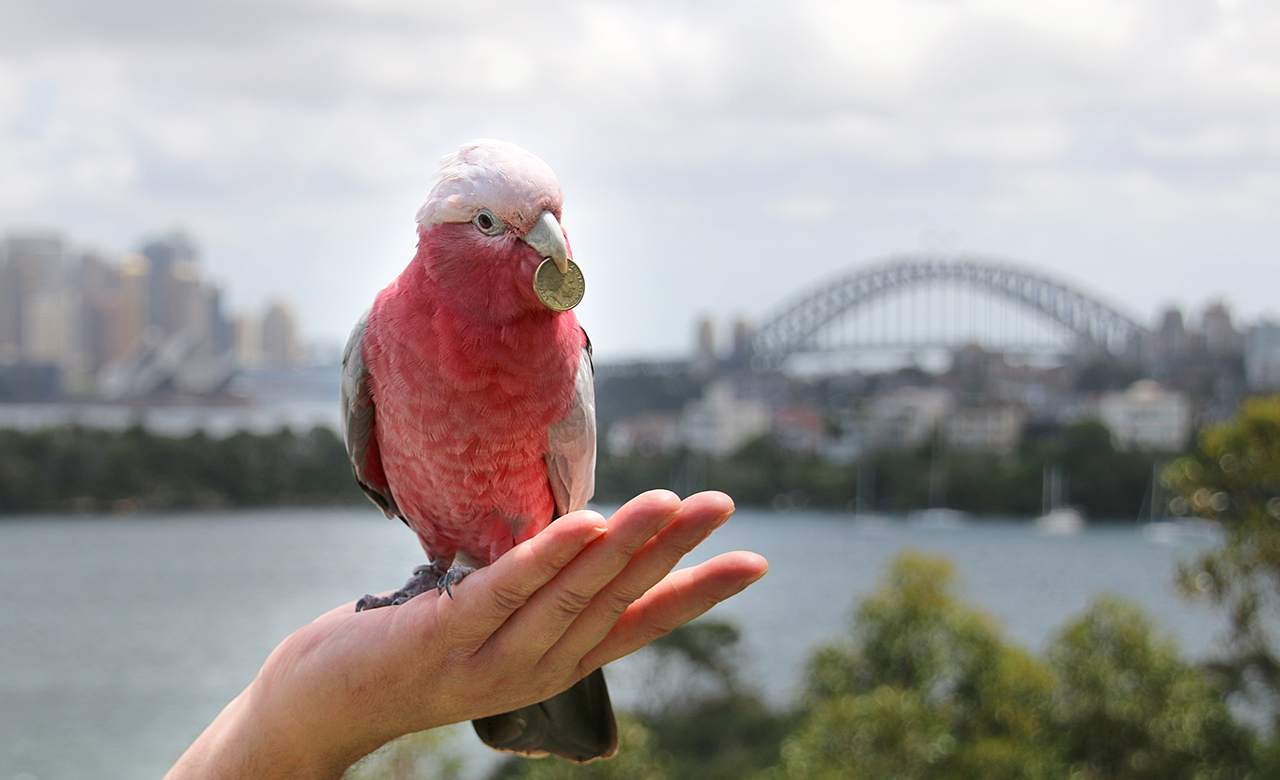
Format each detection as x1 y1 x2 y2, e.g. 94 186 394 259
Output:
165 677 374 780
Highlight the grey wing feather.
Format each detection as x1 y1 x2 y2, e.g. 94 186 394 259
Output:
341 311 401 519
545 337 596 516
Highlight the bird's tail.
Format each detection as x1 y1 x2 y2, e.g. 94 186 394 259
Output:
472 668 617 763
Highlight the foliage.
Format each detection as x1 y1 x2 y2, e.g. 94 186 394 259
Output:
1167 396 1280 739
775 687 954 780
773 552 1265 780
1057 421 1161 519
596 421 1163 519
0 424 364 513
346 728 466 780
778 552 1061 780
638 621 794 780
1048 594 1255 780
595 448 683 508
1 413 1166 518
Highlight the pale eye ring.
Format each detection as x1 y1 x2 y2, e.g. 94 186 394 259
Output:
472 209 505 236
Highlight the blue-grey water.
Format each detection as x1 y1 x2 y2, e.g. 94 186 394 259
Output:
0 507 1225 780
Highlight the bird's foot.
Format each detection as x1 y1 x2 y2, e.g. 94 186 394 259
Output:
435 564 476 599
354 559 477 612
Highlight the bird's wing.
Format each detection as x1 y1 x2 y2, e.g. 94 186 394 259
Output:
341 311 401 519
545 334 596 516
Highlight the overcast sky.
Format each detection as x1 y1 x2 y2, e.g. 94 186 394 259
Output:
2 0 1278 360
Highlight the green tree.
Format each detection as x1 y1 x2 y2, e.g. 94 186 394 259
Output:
775 687 954 780
1048 594 1255 780
778 552 1062 780
638 621 792 780
0 424 364 513
1060 420 1160 519
1167 396 1280 760
345 728 466 780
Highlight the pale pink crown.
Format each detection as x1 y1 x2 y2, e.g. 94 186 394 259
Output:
415 139 563 233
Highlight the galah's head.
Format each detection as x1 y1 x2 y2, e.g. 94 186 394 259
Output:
415 139 574 317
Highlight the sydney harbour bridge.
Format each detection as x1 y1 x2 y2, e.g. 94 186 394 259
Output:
745 253 1149 372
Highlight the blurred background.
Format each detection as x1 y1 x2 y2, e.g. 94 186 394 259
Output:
3 1 1280 779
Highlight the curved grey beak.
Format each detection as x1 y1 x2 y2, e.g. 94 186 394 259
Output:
521 210 570 273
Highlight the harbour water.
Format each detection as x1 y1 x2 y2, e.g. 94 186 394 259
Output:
0 506 1226 780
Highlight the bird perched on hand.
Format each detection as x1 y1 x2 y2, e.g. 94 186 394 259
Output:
340 139 613 762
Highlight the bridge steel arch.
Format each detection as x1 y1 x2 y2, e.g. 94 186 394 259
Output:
750 254 1148 370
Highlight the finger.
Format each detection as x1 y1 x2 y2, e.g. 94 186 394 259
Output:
577 551 768 673
541 491 734 662
485 490 682 655
423 510 607 644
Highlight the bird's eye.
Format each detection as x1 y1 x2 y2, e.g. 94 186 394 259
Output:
472 209 505 235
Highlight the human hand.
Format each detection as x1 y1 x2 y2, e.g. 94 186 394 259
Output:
164 490 767 779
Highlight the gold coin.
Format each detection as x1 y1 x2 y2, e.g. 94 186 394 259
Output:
533 258 585 311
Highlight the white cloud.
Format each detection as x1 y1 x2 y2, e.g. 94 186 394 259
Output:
1 0 1279 356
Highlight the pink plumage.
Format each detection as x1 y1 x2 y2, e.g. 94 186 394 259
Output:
361 240 586 565
341 139 612 762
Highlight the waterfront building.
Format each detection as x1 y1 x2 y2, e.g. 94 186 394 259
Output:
682 380 771 456
945 403 1027 455
261 299 304 368
866 386 952 449
606 412 683 457
1097 380 1192 451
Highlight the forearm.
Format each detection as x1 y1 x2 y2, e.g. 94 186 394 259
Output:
163 680 371 780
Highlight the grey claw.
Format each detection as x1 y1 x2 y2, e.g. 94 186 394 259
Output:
436 565 477 599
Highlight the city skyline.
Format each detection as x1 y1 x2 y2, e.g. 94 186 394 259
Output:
1 1 1278 362
0 227 304 399
4 221 1277 483
2 220 1274 368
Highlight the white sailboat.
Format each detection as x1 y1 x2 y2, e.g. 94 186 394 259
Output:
849 461 894 531
908 445 970 529
1036 463 1086 535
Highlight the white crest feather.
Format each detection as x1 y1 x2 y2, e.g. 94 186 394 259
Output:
416 139 563 230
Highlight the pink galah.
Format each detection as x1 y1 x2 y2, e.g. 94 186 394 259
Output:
341 139 611 761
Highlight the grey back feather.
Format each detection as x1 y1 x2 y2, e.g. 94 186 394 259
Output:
545 339 596 516
340 311 401 519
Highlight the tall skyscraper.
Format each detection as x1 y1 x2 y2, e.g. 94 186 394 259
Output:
76 250 123 374
0 232 66 363
114 252 151 363
140 231 196 333
261 299 302 368
1 227 247 399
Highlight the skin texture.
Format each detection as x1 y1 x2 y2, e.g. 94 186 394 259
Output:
163 490 768 779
